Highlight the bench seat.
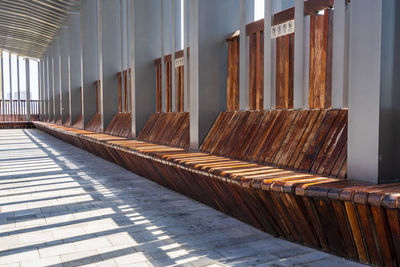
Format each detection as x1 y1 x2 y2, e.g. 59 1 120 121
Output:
32 110 400 266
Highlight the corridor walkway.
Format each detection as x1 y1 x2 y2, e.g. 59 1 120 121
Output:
0 129 366 267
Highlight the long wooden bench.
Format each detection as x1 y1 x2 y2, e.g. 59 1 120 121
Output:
32 109 400 266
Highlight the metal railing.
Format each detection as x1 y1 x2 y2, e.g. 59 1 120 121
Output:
0 100 40 121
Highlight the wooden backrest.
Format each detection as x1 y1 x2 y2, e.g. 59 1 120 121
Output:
117 69 131 113
200 109 347 178
72 114 84 129
85 113 102 132
137 112 189 149
104 112 132 138
154 49 188 112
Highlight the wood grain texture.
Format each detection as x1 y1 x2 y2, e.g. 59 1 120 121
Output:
155 50 188 113
104 112 132 138
309 9 333 109
85 112 102 132
200 109 347 178
63 115 71 126
156 63 162 112
226 38 240 111
72 114 83 129
137 112 189 149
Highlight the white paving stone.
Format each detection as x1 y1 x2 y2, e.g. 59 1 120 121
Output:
0 129 367 267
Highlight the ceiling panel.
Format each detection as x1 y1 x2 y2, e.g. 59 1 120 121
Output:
0 0 80 58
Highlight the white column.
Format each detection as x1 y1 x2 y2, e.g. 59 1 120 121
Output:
239 0 247 110
348 0 382 183
303 16 310 108
53 38 61 122
128 0 135 135
0 51 4 117
263 0 272 110
97 0 104 130
38 60 41 119
17 57 20 117
120 0 127 112
60 27 70 124
99 0 122 130
161 0 166 112
183 0 189 112
171 0 176 112
81 1 99 128
189 0 198 148
293 0 304 108
126 0 131 114
26 59 31 122
332 0 348 108
9 54 13 118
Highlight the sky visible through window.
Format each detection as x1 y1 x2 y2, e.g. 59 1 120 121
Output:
254 0 265 20
1 51 39 101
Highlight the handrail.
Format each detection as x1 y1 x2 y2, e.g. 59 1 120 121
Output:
0 99 40 117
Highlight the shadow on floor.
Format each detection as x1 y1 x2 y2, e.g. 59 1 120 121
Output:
1 129 295 267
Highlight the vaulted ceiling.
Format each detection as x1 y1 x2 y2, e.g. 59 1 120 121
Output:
0 0 80 59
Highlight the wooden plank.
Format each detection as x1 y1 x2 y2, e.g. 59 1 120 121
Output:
295 109 338 171
273 110 310 166
370 206 397 267
331 200 358 259
356 203 383 266
156 64 162 112
263 110 299 163
386 208 400 265
344 201 369 263
311 109 347 174
249 33 257 110
256 31 264 110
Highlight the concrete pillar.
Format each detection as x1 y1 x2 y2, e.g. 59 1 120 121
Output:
263 0 272 109
348 0 381 183
38 60 42 119
238 0 254 110
53 38 61 122
9 54 13 118
130 0 161 137
0 51 4 117
171 0 176 112
81 0 100 128
127 0 134 124
69 12 82 125
26 59 30 122
60 27 70 124
48 48 54 122
16 57 20 117
183 0 189 112
161 0 166 112
120 0 127 112
378 0 400 183
189 0 240 148
99 0 122 130
43 53 48 121
332 0 349 108
348 0 400 184
42 57 48 121
293 0 304 108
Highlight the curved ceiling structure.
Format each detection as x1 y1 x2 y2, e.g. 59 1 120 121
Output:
0 0 80 59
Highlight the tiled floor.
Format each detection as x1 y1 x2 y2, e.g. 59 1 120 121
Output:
0 129 367 267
